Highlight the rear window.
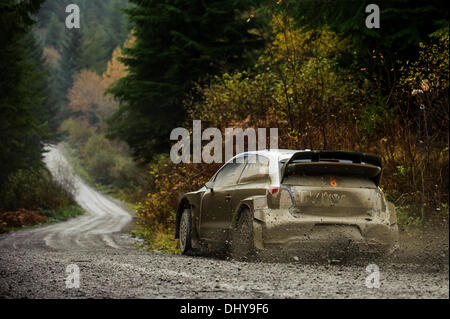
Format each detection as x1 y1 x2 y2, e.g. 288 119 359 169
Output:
213 160 246 187
238 155 270 184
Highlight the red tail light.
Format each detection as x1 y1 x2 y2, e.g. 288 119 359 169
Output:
269 187 280 195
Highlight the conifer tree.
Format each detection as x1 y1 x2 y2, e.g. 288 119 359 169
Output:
107 0 265 162
59 28 83 100
0 0 52 196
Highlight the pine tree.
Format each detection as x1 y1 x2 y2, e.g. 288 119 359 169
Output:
36 0 130 77
0 0 51 197
59 28 83 100
45 13 63 50
105 0 130 52
276 0 449 90
27 36 61 141
78 26 111 74
107 0 265 162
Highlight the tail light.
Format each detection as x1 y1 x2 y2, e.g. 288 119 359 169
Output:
269 187 279 195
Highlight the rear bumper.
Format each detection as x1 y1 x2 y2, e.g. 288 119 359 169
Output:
253 208 399 254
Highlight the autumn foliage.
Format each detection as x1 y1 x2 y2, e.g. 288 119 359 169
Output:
135 16 448 246
61 34 140 198
0 210 47 228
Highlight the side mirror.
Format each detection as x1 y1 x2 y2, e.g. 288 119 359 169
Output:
205 181 214 192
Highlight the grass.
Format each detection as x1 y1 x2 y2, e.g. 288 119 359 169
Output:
38 205 84 223
396 205 424 227
61 143 94 184
395 202 449 229
131 226 180 254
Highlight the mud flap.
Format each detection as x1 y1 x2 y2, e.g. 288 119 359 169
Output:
253 220 264 250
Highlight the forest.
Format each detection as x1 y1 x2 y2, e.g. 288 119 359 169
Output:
0 0 448 252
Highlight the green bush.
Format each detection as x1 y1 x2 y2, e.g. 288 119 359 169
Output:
38 205 84 223
85 149 116 184
60 118 97 148
81 134 138 187
62 118 139 200
0 168 74 211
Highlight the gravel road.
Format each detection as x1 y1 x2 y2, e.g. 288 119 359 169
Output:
0 146 448 299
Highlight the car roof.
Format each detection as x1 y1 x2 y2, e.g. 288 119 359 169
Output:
229 149 309 163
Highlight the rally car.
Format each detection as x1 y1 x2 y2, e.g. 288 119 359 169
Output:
175 150 399 260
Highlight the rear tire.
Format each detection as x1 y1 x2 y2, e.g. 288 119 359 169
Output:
179 208 192 255
231 208 256 261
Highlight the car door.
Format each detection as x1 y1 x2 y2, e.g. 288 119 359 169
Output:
199 158 246 241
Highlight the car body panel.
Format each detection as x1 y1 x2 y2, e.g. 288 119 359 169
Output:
200 185 232 240
252 206 398 252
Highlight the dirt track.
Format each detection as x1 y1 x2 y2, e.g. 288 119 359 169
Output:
0 146 448 299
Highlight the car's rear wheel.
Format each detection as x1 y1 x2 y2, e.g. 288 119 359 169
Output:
231 208 256 261
179 208 192 255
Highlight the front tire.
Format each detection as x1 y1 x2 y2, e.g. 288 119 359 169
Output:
179 208 192 255
231 208 256 261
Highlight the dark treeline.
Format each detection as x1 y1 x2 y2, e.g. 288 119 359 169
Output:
0 0 74 216
35 0 129 116
36 0 129 70
279 0 449 92
1 0 50 191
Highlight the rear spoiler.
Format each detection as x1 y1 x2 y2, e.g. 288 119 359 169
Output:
281 150 383 185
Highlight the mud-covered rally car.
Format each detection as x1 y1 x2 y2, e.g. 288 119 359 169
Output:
175 150 399 260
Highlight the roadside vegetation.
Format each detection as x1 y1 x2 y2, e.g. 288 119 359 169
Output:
0 166 83 233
